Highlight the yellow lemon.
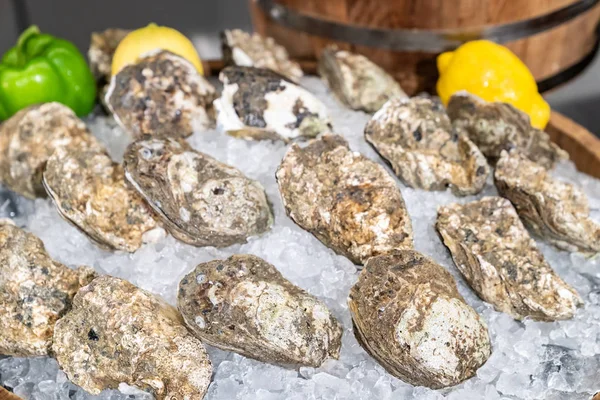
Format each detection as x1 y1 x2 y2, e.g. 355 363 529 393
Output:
437 40 549 129
111 23 203 76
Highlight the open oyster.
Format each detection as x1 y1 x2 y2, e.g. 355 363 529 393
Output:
215 66 331 142
0 221 96 356
495 150 600 254
437 197 582 321
447 92 567 168
53 276 212 399
365 96 489 195
0 103 102 199
88 28 129 84
178 254 342 367
348 250 491 389
105 50 216 139
318 47 407 113
43 147 163 252
123 137 273 247
276 134 413 265
222 29 303 82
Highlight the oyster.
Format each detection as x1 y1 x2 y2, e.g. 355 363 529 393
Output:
437 196 582 321
495 150 600 254
447 92 567 168
365 96 489 195
348 250 491 389
43 147 163 252
0 103 103 199
0 221 96 356
52 276 212 399
276 134 413 265
123 137 272 247
177 254 342 367
105 50 217 139
215 66 331 142
88 28 129 84
318 47 407 113
222 29 303 83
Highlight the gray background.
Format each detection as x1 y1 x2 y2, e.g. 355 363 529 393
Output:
0 0 598 135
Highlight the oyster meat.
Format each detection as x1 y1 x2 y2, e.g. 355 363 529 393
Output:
43 147 163 252
318 47 407 113
0 103 103 199
178 254 343 367
276 134 413 265
365 96 489 195
447 92 567 168
0 221 96 356
222 29 303 83
437 196 582 321
123 137 272 247
52 276 212 399
215 66 332 141
348 250 491 389
495 150 600 254
88 28 129 83
105 50 217 139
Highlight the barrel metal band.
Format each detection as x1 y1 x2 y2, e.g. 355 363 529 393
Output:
256 0 600 52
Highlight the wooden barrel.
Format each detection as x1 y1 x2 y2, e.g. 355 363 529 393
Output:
250 0 600 95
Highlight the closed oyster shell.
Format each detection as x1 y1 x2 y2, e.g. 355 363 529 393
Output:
318 47 407 113
437 196 582 321
447 92 567 168
0 221 96 356
177 254 342 367
222 29 303 83
495 150 600 254
276 134 413 265
365 96 489 196
43 147 163 252
348 250 491 389
52 276 212 399
123 137 272 247
105 50 217 139
215 66 332 142
0 103 103 199
88 28 129 83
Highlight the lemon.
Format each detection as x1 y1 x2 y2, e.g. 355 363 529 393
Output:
111 23 203 76
436 40 549 129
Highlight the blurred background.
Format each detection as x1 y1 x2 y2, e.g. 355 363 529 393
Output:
1 0 599 136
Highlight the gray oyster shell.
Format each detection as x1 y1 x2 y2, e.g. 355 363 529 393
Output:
437 196 582 321
105 50 217 139
276 134 413 265
0 221 96 356
215 66 332 142
0 103 103 199
123 137 273 247
177 254 342 367
447 92 568 168
43 147 164 252
222 29 303 83
318 47 407 113
348 250 491 389
88 28 129 83
495 150 600 254
52 276 212 399
365 96 489 196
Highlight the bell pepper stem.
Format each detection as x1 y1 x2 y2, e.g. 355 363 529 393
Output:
14 25 40 66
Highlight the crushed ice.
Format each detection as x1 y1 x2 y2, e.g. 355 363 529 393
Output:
1 77 600 399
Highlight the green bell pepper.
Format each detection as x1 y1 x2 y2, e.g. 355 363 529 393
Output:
0 25 96 121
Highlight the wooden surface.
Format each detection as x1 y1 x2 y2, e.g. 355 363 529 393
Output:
547 111 600 178
251 0 600 94
0 387 21 400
